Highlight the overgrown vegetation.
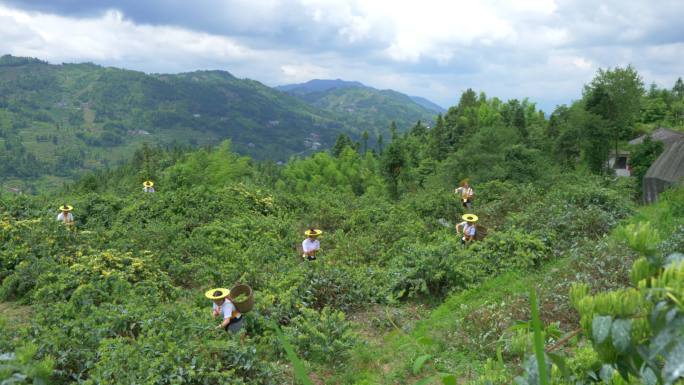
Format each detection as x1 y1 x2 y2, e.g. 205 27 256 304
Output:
1 65 683 384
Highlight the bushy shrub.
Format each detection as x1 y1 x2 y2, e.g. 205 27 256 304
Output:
470 229 552 272
284 307 357 366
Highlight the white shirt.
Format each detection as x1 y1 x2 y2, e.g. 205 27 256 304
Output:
56 212 74 222
455 186 474 199
458 221 477 237
302 238 320 253
213 299 239 320
143 187 155 193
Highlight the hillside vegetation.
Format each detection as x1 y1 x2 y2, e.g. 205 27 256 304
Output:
277 79 439 135
1 66 683 385
1 56 435 188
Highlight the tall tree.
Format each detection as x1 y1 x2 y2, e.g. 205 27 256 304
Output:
428 114 449 160
673 77 684 99
583 65 645 157
381 140 405 199
389 121 398 141
582 113 611 174
332 134 354 157
409 120 427 137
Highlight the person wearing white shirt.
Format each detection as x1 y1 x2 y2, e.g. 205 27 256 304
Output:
302 228 322 261
454 180 474 210
143 180 155 193
56 204 74 225
206 288 243 333
455 214 478 245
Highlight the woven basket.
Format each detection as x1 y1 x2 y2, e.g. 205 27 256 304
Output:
230 284 254 313
474 225 488 241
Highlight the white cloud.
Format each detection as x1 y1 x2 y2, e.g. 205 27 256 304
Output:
0 5 258 69
0 0 682 112
280 63 331 81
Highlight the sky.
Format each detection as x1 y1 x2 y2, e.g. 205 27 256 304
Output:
1 0 683 112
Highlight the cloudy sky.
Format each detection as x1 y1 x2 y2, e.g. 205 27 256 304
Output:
1 0 682 112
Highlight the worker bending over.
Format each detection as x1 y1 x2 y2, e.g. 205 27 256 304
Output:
455 214 478 245
302 228 322 261
56 204 74 225
206 288 244 333
454 180 474 210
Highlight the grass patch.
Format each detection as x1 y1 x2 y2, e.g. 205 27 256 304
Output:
0 302 32 330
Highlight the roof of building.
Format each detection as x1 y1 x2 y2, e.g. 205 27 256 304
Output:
644 139 684 183
629 127 684 147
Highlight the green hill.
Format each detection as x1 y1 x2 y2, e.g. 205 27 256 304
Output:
277 79 438 132
0 55 352 184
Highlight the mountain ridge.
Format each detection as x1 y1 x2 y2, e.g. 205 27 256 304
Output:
276 78 445 113
276 78 439 132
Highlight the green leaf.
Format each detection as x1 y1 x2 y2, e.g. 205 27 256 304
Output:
412 354 432 375
592 315 613 344
611 318 631 353
440 373 457 385
547 352 570 380
417 336 434 346
663 340 684 385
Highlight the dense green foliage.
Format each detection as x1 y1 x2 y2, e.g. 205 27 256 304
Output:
1 64 682 385
0 55 429 187
279 80 438 135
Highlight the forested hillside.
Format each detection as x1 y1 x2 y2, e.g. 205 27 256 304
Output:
1 66 684 385
0 55 429 188
277 79 439 134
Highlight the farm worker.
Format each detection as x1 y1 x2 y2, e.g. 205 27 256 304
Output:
142 181 155 193
455 214 478 245
302 228 322 261
56 204 74 225
454 179 474 210
205 288 244 333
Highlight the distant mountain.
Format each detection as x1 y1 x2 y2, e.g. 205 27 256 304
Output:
0 55 355 182
409 95 446 113
276 79 438 132
275 79 365 94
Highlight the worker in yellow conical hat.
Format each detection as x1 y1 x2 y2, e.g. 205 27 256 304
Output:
56 204 74 225
302 228 322 261
142 181 155 193
205 288 243 333
455 214 478 245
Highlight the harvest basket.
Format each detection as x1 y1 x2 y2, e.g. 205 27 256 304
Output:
230 284 254 313
474 225 488 241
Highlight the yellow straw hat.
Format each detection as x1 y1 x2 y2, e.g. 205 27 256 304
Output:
205 288 230 300
459 178 470 187
59 205 73 212
462 214 478 223
304 229 323 237
143 181 154 188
